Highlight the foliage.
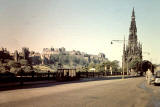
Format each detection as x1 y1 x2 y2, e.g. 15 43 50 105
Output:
33 65 54 72
110 60 119 72
88 63 96 69
81 66 88 72
19 59 29 66
95 63 104 72
8 60 21 68
129 58 141 69
10 67 22 74
0 66 9 73
0 48 34 75
21 66 32 73
87 60 120 72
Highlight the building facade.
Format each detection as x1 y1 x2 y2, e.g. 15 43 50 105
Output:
123 8 142 74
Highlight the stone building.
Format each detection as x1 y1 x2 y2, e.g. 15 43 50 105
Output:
98 53 105 59
123 8 142 74
22 47 30 60
39 47 107 65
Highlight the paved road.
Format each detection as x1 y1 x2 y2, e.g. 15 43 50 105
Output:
0 77 160 107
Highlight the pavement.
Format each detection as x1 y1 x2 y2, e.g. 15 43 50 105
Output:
0 80 57 90
0 76 125 90
0 76 159 107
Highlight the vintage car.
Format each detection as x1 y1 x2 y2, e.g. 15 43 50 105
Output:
154 71 160 85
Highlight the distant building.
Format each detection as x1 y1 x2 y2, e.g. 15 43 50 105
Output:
29 51 41 65
70 50 81 55
60 47 65 52
22 47 30 60
98 53 105 59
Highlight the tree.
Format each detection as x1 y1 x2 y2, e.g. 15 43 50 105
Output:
19 59 29 66
10 67 22 74
129 58 141 72
0 66 8 73
94 60 120 72
88 63 96 69
22 66 32 73
110 60 119 72
95 63 104 72
8 60 21 68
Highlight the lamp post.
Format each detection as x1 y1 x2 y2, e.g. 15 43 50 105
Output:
122 55 125 79
111 38 127 79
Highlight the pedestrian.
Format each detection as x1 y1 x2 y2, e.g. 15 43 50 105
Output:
146 69 153 85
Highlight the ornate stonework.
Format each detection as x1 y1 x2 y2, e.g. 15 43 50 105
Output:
123 8 142 73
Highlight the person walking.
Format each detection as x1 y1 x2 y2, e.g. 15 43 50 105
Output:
146 69 153 85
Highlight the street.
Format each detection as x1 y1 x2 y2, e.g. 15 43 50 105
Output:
0 77 160 107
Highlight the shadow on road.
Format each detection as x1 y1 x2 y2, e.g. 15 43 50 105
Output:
0 76 140 91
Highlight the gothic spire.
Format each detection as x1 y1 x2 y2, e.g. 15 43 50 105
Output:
132 7 135 17
129 8 137 43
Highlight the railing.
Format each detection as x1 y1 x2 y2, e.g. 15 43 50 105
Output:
77 71 124 78
0 71 126 85
0 69 78 84
0 72 57 84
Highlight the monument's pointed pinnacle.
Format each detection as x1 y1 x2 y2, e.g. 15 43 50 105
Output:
132 7 135 17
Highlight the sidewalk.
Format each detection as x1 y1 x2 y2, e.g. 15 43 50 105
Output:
0 80 56 88
0 75 131 90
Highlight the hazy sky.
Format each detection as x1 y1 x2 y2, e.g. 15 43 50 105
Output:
0 0 160 64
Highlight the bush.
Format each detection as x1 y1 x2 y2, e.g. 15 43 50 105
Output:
0 66 9 73
19 59 29 66
8 60 21 68
10 67 22 74
22 66 32 73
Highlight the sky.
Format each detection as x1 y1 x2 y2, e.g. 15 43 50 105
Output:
0 0 160 64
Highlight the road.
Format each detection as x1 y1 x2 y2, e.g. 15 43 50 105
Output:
0 77 160 107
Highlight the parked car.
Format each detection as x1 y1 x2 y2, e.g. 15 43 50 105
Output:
154 71 160 85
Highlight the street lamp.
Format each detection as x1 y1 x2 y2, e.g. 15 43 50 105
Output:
111 38 127 79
